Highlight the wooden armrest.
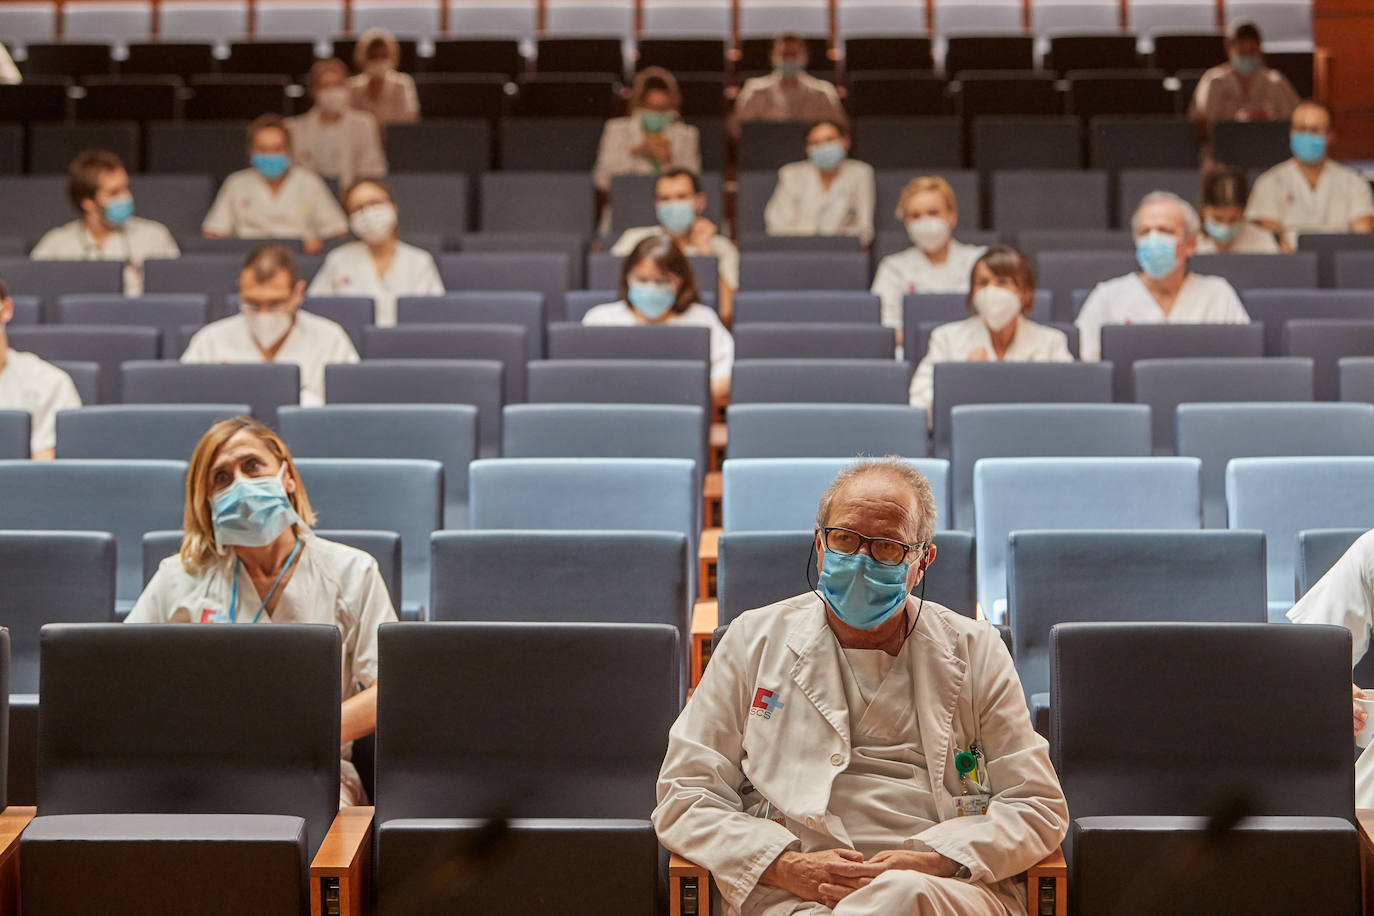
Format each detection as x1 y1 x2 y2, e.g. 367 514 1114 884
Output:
670 853 710 916
704 471 722 500
1028 846 1065 879
1026 846 1066 916
700 527 720 562
692 599 718 638
0 806 37 915
310 805 373 916
1358 809 1374 914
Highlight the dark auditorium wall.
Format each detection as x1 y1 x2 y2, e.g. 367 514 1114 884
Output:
1315 0 1374 158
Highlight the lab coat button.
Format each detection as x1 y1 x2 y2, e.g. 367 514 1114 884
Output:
805 817 817 829
830 753 843 766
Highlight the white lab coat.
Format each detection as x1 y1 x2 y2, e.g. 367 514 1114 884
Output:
1247 158 1374 248
1287 529 1374 806
0 349 82 454
592 116 701 193
180 309 360 406
583 300 734 384
1074 271 1250 363
202 167 350 241
128 527 398 806
654 593 1068 916
909 316 1073 415
30 216 181 296
870 242 988 328
307 240 444 327
763 159 876 245
285 108 388 191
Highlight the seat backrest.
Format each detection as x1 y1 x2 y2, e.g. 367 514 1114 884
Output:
1177 402 1374 529
974 457 1203 621
1240 289 1374 356
723 456 949 531
1226 456 1374 607
121 361 300 428
1090 116 1199 173
10 327 160 404
0 460 185 602
1134 357 1314 454
1296 528 1366 599
56 404 251 460
37 623 341 854
991 170 1109 233
1191 252 1318 291
526 359 711 415
545 323 710 364
1282 319 1374 401
503 403 705 474
738 251 872 291
726 403 927 460
1100 323 1265 401
324 360 504 459
1036 250 1139 321
1008 530 1267 705
362 324 527 405
477 172 595 237
0 410 29 459
278 405 477 528
437 251 570 322
731 291 882 324
1051 622 1352 824
975 118 1082 170
50 360 98 406
1335 251 1374 289
950 404 1152 530
292 458 442 616
731 359 911 404
0 532 115 692
375 621 679 822
932 362 1114 459
733 323 896 360
395 292 545 360
1342 356 1374 405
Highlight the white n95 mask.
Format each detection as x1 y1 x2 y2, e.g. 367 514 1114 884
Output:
243 308 294 349
907 217 952 254
971 286 1022 332
350 202 398 243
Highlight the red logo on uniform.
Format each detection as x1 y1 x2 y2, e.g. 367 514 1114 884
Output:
751 687 785 719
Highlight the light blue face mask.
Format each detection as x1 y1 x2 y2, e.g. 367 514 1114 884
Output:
1204 219 1241 244
640 110 673 134
776 58 804 78
1230 54 1259 76
103 194 134 227
808 140 846 171
628 281 676 319
1291 131 1327 165
1135 230 1180 279
211 467 300 548
252 152 290 180
656 200 697 235
817 548 911 630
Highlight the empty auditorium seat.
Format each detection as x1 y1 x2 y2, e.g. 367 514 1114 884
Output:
640 0 730 36
56 293 207 348
1146 31 1225 72
944 34 1033 70
56 403 248 460
738 251 870 290
62 1 151 45
725 402 926 460
1091 116 1199 172
185 75 291 119
732 323 895 359
1281 320 1374 401
526 360 710 415
973 115 1082 171
546 323 708 366
21 42 112 79
855 116 964 169
26 122 138 175
145 121 249 181
413 73 508 119
0 2 56 50
1100 322 1265 401
157 0 250 42
0 79 71 123
122 360 298 425
514 72 620 117
363 324 525 405
446 0 537 39
534 35 624 73
1067 69 1175 119
438 250 570 321
1212 119 1291 171
497 116 605 170
423 37 523 76
737 120 811 173
846 72 948 117
1046 33 1142 72
120 41 215 77
76 76 180 122
992 170 1110 234
732 291 880 324
731 359 910 404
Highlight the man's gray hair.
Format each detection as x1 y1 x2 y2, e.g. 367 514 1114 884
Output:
1132 190 1201 240
814 456 937 546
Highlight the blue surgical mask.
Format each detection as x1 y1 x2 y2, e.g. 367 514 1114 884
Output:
211 466 300 548
640 110 673 134
808 140 846 171
1135 230 1180 279
1291 131 1327 165
776 58 803 78
103 194 134 227
1230 54 1259 76
627 281 676 319
252 152 290 180
656 200 696 235
1204 219 1241 244
817 548 910 630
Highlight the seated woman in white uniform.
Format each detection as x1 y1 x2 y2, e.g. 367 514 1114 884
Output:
1075 190 1249 362
763 119 875 245
307 179 443 327
908 245 1072 416
1194 165 1279 254
871 175 988 331
127 416 397 807
582 232 734 401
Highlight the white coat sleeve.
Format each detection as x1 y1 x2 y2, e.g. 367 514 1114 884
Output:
1046 327 1074 363
415 250 444 296
347 554 397 689
1352 174 1374 223
651 624 803 913
308 250 341 297
871 255 906 329
125 562 178 623
310 178 350 239
1288 530 1374 666
762 168 799 236
203 177 238 236
1244 170 1283 225
910 626 1069 883
180 328 214 364
1073 288 1108 362
355 113 389 180
28 228 70 260
673 122 701 175
908 323 957 415
1221 281 1250 322
707 313 734 384
592 119 623 193
31 368 82 454
853 165 875 245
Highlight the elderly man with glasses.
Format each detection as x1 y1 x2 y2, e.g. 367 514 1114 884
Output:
653 457 1067 916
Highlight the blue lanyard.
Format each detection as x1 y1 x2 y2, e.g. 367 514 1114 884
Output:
228 536 303 624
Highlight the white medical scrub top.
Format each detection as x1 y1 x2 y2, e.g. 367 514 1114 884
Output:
763 158 876 244
202 167 350 241
871 241 988 328
0 349 82 454
30 216 181 296
1246 158 1374 247
908 316 1073 414
1074 272 1250 362
307 239 444 327
180 309 359 406
583 300 734 384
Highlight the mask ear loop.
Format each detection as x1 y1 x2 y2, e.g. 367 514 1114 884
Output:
807 532 826 607
905 544 930 640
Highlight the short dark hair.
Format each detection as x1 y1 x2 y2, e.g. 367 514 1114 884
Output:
247 113 291 153
807 118 849 140
657 167 700 195
966 245 1036 317
67 149 124 211
241 243 301 287
342 177 392 211
0 274 9 299
1227 19 1262 44
1201 165 1250 209
618 232 700 316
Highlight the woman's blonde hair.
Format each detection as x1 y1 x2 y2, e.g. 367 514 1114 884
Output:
354 27 400 69
629 66 682 112
181 416 316 574
895 175 958 220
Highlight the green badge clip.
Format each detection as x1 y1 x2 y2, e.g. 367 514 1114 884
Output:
955 749 977 778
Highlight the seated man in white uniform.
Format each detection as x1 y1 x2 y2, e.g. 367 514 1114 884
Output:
733 32 845 130
202 114 350 255
1075 191 1250 362
286 57 389 192
654 458 1068 916
871 175 987 332
128 415 397 807
307 178 443 327
181 243 359 406
31 148 180 296
0 275 81 459
764 119 875 245
1287 528 1374 807
1246 99 1374 250
611 167 739 325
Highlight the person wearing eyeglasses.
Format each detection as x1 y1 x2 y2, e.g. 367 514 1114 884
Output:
181 243 358 406
654 457 1068 916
